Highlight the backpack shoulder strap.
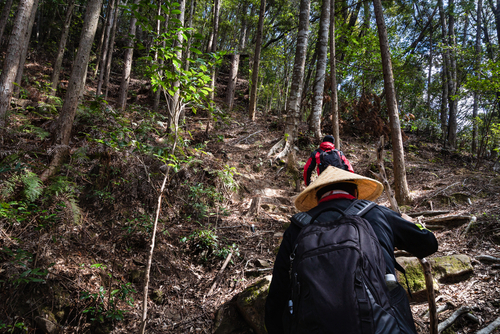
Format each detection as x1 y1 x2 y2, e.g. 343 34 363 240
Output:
291 212 315 229
343 199 376 217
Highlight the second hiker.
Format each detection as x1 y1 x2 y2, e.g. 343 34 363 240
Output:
303 135 354 186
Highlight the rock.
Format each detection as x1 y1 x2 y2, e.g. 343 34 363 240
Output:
397 257 439 302
35 316 60 334
430 254 473 283
214 297 253 334
236 276 272 334
255 259 270 268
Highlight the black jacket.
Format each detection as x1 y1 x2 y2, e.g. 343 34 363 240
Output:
264 197 438 334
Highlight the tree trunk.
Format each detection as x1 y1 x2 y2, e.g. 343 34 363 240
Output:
330 0 339 148
373 0 411 204
437 0 449 138
153 3 163 112
51 0 75 95
208 0 220 108
117 0 139 109
13 0 39 97
93 0 108 79
103 2 119 99
446 0 458 149
310 0 330 141
0 0 37 128
170 0 186 130
41 0 103 182
183 0 196 71
427 23 433 110
274 0 310 160
96 0 115 96
226 54 239 110
248 0 266 121
472 0 483 155
0 0 14 46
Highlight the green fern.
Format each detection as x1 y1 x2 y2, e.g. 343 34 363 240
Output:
21 171 43 202
47 176 77 197
0 177 17 200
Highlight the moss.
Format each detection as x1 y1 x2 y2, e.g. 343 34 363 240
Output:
431 255 473 283
401 264 426 292
242 278 269 306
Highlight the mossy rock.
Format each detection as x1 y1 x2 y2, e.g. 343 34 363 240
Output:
430 254 473 283
396 257 439 302
236 276 271 334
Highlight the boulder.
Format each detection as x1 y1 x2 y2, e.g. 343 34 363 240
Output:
430 254 473 283
397 254 473 301
236 276 271 334
396 257 439 302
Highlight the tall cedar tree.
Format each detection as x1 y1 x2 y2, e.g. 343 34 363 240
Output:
0 0 37 128
41 0 103 181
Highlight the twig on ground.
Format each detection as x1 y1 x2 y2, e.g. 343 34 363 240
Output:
438 306 471 333
231 130 263 144
205 250 234 299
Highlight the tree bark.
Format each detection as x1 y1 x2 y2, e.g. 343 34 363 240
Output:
437 0 450 140
96 0 115 96
13 0 39 97
51 0 75 95
0 0 36 128
372 0 411 204
170 0 186 130
41 0 103 182
117 0 139 109
0 0 14 46
274 0 310 160
310 0 330 141
226 54 239 110
446 0 458 149
103 2 120 99
330 0 339 148
472 0 483 155
93 0 109 79
248 0 266 121
153 2 164 112
208 0 220 108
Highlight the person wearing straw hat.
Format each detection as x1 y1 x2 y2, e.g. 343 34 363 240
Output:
303 135 354 186
265 166 438 334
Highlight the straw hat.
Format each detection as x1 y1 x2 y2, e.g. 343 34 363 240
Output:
294 166 384 212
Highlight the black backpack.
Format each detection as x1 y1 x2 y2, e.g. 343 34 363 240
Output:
283 200 400 334
317 149 348 174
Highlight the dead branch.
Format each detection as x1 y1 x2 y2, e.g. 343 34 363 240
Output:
205 251 234 298
267 138 285 157
438 306 471 333
476 316 500 334
475 255 500 263
231 130 263 145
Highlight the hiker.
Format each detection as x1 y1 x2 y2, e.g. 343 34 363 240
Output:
265 166 438 334
303 135 354 186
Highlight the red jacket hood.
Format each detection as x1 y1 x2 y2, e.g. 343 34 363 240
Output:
319 142 336 151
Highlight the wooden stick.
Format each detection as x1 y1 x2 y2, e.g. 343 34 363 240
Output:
205 251 233 298
419 258 438 334
476 316 500 334
437 306 470 333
